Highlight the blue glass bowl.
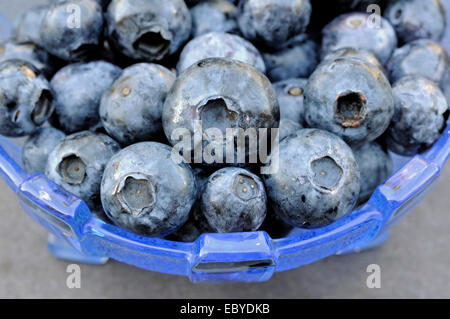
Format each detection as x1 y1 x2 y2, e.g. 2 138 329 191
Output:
1 124 449 282
1 11 449 283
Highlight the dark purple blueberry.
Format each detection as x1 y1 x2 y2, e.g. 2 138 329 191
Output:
322 47 386 76
100 63 176 145
278 119 303 142
46 131 121 210
384 0 447 43
50 61 121 134
100 142 196 237
321 12 397 65
0 42 55 77
273 78 308 126
40 0 104 61
304 57 394 146
12 5 49 44
105 0 191 61
264 129 360 229
237 0 312 49
0 59 54 137
262 34 318 82
177 32 265 74
190 0 239 37
385 76 448 156
201 167 267 232
163 58 279 166
352 141 392 203
387 39 450 85
22 127 66 174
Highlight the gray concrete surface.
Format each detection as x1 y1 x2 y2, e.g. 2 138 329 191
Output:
0 0 450 299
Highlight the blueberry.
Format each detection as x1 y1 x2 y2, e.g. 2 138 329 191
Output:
105 0 192 61
177 32 266 74
12 5 49 45
352 141 392 203
263 129 360 229
163 58 279 166
100 142 196 237
387 39 450 85
50 61 121 134
309 0 386 32
0 59 54 137
100 63 176 145
22 127 66 174
237 0 312 49
321 12 397 65
322 48 386 76
168 167 215 242
201 167 267 232
168 203 214 242
278 119 303 142
40 0 103 61
384 0 447 44
0 42 54 78
273 78 308 125
304 57 394 146
262 34 318 82
385 76 448 156
190 0 239 37
46 131 121 210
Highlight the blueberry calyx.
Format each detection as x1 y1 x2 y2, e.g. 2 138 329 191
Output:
310 156 343 191
232 174 259 201
335 91 367 128
346 16 364 28
31 89 53 125
58 155 87 185
288 87 303 97
132 26 172 59
199 96 239 134
116 173 156 216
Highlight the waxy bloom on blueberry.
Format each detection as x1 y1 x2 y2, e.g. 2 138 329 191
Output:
163 58 279 166
201 167 267 232
100 142 197 237
384 0 447 43
22 127 66 174
352 141 392 203
387 39 450 85
40 0 104 61
177 32 266 74
321 12 397 65
51 61 121 133
385 76 448 156
105 0 192 61
304 57 394 145
100 63 175 145
264 129 360 229
0 59 54 137
238 0 311 50
190 0 239 37
46 131 121 210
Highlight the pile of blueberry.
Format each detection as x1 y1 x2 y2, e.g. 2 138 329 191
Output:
1 0 449 241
